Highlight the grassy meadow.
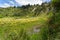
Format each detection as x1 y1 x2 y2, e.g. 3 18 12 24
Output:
0 13 52 40
0 0 60 40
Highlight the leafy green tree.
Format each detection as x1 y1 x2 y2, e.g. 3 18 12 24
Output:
48 0 60 40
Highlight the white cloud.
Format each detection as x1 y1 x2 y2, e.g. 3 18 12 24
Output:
10 1 15 4
0 0 43 8
0 3 10 8
15 0 43 5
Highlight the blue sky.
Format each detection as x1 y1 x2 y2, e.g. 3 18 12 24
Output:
0 0 51 8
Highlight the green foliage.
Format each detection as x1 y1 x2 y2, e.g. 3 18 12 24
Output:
52 0 60 2
39 25 49 40
0 1 60 40
0 13 51 40
48 0 60 40
0 2 52 18
52 0 60 10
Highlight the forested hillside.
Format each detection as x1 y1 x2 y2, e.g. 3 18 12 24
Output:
0 2 52 18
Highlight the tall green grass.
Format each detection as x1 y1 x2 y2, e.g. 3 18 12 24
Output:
0 13 53 40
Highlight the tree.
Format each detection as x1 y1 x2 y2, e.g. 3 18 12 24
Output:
52 0 60 10
48 0 60 40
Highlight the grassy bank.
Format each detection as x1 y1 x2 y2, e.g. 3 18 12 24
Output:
0 13 52 40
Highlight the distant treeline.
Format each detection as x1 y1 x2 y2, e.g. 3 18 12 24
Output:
0 2 52 18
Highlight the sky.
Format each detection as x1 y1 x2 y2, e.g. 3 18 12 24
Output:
0 0 51 8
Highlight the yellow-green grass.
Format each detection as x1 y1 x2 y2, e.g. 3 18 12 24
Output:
0 13 52 40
